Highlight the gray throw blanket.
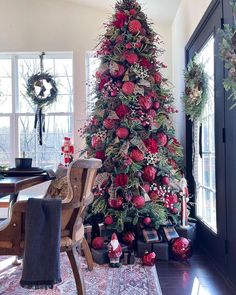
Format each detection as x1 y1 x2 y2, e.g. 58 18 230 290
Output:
20 198 62 289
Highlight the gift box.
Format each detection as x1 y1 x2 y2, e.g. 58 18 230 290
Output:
175 222 197 241
136 239 153 257
142 228 161 243
95 222 114 240
122 250 135 265
84 223 93 245
152 242 169 261
162 226 179 241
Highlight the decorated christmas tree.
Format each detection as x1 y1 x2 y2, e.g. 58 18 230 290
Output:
81 0 185 233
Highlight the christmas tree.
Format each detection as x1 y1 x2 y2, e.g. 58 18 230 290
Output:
81 0 184 233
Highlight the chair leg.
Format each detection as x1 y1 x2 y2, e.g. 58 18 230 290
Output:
81 237 93 271
67 246 85 295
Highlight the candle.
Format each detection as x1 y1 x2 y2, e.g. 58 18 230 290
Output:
179 175 188 227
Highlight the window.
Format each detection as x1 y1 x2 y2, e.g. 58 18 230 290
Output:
0 53 73 169
195 36 217 232
86 52 100 117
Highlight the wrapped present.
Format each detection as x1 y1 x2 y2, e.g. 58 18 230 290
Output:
91 247 109 265
176 222 196 241
136 239 152 257
93 222 114 240
122 250 135 265
142 228 161 243
84 223 93 245
153 242 169 261
162 226 179 241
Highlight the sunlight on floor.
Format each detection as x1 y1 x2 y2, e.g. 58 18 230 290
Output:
191 277 211 295
0 256 14 272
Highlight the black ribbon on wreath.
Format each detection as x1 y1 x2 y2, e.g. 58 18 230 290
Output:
26 52 58 145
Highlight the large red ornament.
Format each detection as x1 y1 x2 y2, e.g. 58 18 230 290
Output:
115 104 130 118
143 166 157 182
129 20 142 34
144 138 158 154
130 148 144 162
116 127 129 139
92 237 104 250
122 81 135 96
132 195 145 209
114 173 128 187
138 96 153 111
154 72 162 84
157 133 168 146
162 176 170 186
142 251 156 266
170 238 193 261
108 196 123 209
104 215 114 225
124 51 139 64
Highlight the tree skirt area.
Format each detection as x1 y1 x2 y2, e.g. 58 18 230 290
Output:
0 253 162 295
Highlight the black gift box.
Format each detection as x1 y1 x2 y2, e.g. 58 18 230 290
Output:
136 239 152 257
176 222 197 241
153 242 169 261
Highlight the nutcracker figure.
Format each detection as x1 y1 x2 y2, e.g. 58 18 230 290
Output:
108 233 122 268
61 137 74 166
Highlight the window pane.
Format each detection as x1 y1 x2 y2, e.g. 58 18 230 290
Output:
0 116 10 166
196 35 217 232
0 59 11 77
0 59 12 113
55 59 72 76
46 95 73 113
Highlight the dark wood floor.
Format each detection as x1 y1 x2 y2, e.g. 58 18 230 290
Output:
156 251 236 295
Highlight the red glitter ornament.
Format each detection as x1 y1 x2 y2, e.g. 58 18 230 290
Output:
143 166 157 182
124 51 139 64
153 101 160 110
123 232 135 246
132 195 145 209
116 127 129 139
122 81 135 96
129 19 142 34
170 237 193 261
143 217 152 226
162 175 170 186
104 215 114 225
142 251 156 266
130 148 144 162
92 237 104 250
108 196 123 209
115 104 130 118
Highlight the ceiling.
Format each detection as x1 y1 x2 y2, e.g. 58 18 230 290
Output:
65 0 181 24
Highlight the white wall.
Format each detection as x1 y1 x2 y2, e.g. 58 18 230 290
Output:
172 0 211 149
0 0 172 152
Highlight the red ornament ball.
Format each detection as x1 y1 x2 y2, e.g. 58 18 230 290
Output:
124 51 139 64
157 133 168 146
115 104 130 118
108 196 123 209
104 215 113 225
170 237 193 261
103 118 116 130
132 195 145 209
143 166 157 182
142 251 156 266
153 101 160 110
129 9 137 15
162 176 170 186
123 232 135 245
116 127 129 139
143 217 152 226
122 81 135 96
130 148 144 162
92 237 104 250
154 72 162 84
91 136 103 149
129 20 142 34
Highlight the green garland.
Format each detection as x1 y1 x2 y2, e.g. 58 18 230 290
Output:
182 57 209 121
26 72 58 107
219 0 236 109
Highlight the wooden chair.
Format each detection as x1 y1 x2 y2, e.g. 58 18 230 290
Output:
0 158 102 295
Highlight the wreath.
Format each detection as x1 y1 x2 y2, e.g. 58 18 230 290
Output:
182 57 209 121
26 72 58 107
26 52 58 145
219 0 236 109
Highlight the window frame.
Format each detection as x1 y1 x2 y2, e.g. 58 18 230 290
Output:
0 52 74 168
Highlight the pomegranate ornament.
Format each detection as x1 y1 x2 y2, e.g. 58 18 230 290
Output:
142 251 156 266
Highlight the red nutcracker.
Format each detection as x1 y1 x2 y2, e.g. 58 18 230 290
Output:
61 137 74 166
108 233 122 268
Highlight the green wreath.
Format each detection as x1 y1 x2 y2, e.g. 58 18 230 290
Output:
26 72 58 107
182 57 209 121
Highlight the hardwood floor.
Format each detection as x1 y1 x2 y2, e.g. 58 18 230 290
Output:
156 251 236 295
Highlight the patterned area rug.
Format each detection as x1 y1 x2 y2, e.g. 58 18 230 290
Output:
0 254 162 295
